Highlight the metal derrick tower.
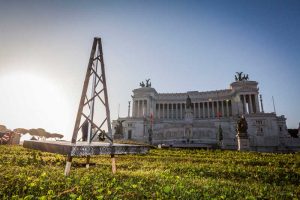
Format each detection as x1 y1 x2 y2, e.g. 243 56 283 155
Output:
71 37 112 144
23 37 149 176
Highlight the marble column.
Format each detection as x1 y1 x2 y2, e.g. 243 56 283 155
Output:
198 102 201 118
132 100 136 117
212 102 215 118
162 103 165 119
198 103 201 119
142 100 144 116
166 104 169 119
249 94 253 114
173 103 177 119
207 102 210 118
203 102 205 118
183 103 185 119
226 100 229 117
255 94 260 113
177 103 179 119
171 104 174 119
146 100 148 116
134 100 137 117
221 100 224 118
242 95 246 114
216 101 219 118
158 103 161 119
165 103 167 119
176 103 179 119
170 104 172 119
173 103 176 119
137 100 140 117
141 100 144 116
229 100 232 116
245 95 249 114
202 102 205 118
193 103 195 118
176 103 178 119
170 103 171 119
180 103 183 119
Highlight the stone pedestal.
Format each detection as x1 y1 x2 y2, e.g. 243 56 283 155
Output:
237 133 250 151
185 108 193 123
218 141 224 149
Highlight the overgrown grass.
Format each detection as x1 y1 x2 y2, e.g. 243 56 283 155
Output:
0 145 299 199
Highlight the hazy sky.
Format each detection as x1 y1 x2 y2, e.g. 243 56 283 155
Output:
0 0 299 140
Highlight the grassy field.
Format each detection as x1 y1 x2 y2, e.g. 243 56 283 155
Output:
0 145 299 199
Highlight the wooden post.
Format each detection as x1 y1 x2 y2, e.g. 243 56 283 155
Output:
111 154 116 174
86 155 90 169
64 155 72 176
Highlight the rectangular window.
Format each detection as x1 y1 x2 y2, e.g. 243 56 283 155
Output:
257 127 263 136
256 120 265 136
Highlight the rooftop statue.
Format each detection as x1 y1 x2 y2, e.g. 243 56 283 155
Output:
139 81 145 87
146 79 151 87
235 72 249 81
140 79 151 88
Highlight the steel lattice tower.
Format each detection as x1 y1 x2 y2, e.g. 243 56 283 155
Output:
71 37 113 144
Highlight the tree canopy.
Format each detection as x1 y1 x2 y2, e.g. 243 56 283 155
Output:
1 124 64 139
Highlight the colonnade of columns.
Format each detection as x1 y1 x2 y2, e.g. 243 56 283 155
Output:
239 94 259 114
132 99 148 117
132 94 259 119
155 100 232 120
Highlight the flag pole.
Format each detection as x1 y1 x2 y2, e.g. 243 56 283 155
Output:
272 96 276 114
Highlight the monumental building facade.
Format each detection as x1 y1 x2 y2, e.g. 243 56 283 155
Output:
113 74 299 152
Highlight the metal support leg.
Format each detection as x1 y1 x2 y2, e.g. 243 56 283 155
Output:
86 155 90 169
64 155 72 176
111 154 116 174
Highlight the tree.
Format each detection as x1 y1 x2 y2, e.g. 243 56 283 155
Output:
13 128 29 134
49 133 64 140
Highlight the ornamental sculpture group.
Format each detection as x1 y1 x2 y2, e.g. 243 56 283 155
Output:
114 120 125 137
140 79 151 88
235 72 249 81
236 116 248 134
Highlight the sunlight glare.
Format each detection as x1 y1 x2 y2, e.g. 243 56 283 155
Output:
0 72 73 140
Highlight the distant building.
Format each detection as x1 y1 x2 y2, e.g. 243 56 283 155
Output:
113 74 300 152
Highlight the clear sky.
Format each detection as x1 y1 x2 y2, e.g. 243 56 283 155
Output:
0 0 299 140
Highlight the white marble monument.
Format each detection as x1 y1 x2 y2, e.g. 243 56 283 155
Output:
112 73 300 152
